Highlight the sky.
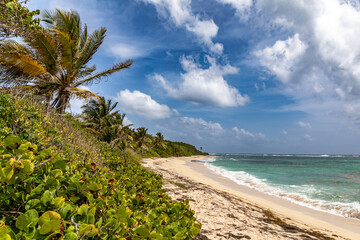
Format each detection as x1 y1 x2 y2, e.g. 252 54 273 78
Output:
26 0 360 154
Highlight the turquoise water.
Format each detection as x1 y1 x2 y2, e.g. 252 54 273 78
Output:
203 154 360 219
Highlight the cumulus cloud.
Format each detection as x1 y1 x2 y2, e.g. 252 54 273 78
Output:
232 127 266 141
115 89 175 120
254 34 307 83
140 0 223 54
179 117 224 134
152 55 249 107
225 0 360 127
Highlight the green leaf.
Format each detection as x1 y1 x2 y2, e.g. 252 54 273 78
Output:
134 226 150 237
17 142 31 154
88 182 102 192
54 160 66 170
38 211 61 226
54 196 65 209
26 209 39 228
49 169 63 179
0 167 13 183
41 190 54 206
0 222 11 240
15 214 31 232
150 231 163 240
77 204 88 215
63 232 78 240
78 224 98 237
39 222 52 235
4 135 22 150
22 160 34 175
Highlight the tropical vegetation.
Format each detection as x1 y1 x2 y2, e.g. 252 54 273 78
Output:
0 93 202 239
0 8 133 113
0 0 40 39
0 2 207 239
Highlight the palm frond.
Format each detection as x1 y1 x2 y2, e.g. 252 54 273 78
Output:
74 60 133 87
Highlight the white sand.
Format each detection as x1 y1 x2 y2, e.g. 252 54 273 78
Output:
142 156 360 240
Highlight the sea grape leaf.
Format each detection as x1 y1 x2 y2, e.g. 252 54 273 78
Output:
134 226 150 237
25 199 41 210
15 214 31 232
54 160 67 170
0 167 13 182
17 142 31 154
54 196 65 209
78 224 98 237
41 190 54 206
38 211 61 226
26 209 39 228
4 135 22 150
39 222 52 235
50 169 63 179
88 183 102 192
63 232 78 240
22 160 34 175
0 222 11 240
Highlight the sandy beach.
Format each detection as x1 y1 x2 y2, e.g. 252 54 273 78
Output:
142 156 360 240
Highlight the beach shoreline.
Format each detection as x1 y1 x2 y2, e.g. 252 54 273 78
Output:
142 155 360 240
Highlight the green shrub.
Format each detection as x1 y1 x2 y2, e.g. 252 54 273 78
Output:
0 94 201 239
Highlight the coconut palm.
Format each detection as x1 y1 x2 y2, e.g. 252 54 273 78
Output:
133 127 152 151
81 97 133 145
81 97 119 132
0 9 133 113
154 132 167 149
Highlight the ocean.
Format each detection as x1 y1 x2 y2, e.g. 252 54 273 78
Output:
202 154 360 220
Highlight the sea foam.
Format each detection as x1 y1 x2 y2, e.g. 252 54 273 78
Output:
203 162 360 220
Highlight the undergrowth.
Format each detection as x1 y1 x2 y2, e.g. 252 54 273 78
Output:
0 93 201 239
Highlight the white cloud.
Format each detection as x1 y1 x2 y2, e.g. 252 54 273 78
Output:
216 0 253 20
108 42 145 59
140 0 223 54
254 33 307 83
153 55 249 107
115 89 175 120
236 0 360 127
175 117 224 136
297 121 312 130
232 127 266 141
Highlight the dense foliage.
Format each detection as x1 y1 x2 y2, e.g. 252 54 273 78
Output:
0 9 133 113
80 98 207 158
0 0 40 39
0 93 202 239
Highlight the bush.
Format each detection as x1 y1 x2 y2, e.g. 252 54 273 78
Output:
0 93 201 239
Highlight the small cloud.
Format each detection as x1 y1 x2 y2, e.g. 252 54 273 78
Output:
298 121 312 130
115 89 176 120
282 130 288 135
176 117 224 136
232 127 266 141
108 42 144 59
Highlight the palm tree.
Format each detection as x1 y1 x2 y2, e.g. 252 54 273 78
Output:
154 132 167 149
0 9 133 113
81 97 119 132
133 127 152 152
81 97 133 147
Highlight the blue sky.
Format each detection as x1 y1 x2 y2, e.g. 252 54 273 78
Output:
27 0 360 154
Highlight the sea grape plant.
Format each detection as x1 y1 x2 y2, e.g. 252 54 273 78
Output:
0 93 201 239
